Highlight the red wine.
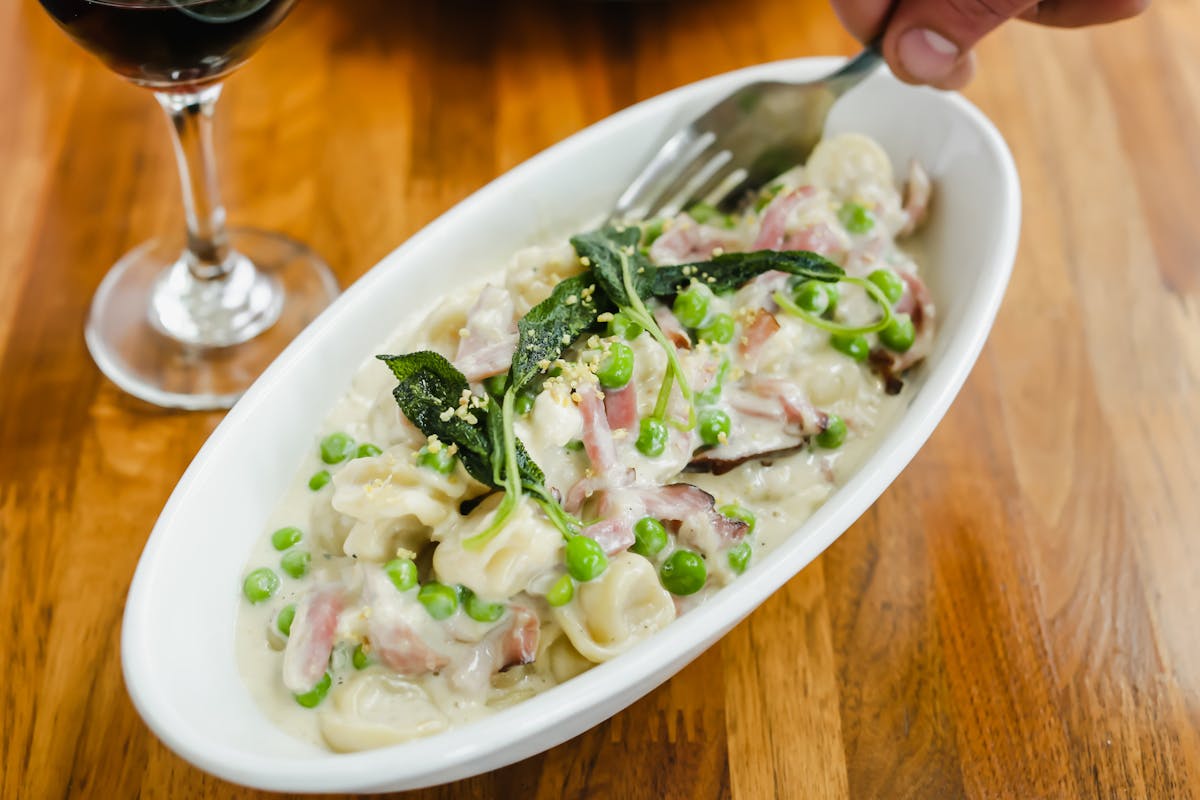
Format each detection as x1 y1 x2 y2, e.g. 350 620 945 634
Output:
39 0 297 89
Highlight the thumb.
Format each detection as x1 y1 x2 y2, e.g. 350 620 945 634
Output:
882 0 1038 85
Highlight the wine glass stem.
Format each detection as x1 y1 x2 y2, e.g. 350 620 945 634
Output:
156 84 230 281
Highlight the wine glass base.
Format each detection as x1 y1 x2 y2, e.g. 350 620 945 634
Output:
86 227 338 411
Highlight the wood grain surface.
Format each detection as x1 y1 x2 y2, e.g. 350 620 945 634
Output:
2 0 1198 797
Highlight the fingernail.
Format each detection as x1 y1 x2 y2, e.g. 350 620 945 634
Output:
897 28 959 83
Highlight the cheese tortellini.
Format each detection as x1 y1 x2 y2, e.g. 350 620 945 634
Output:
432 495 563 602
552 553 676 663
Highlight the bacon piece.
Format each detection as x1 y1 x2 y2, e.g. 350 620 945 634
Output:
653 306 691 350
649 222 742 265
752 187 814 250
282 584 344 693
364 568 448 676
738 310 781 363
604 382 638 431
577 384 619 476
581 516 637 555
747 377 828 434
898 161 932 237
639 483 748 543
782 223 846 260
872 269 936 388
454 285 518 382
499 606 540 669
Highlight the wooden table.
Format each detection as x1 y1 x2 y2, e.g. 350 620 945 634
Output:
3 0 1198 797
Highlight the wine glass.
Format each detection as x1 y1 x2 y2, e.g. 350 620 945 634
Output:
38 0 338 410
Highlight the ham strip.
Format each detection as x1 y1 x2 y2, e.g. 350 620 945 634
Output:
454 285 518 382
499 606 540 669
604 383 638 431
282 584 344 693
639 483 748 543
870 269 936 389
752 187 813 250
739 310 780 364
649 222 743 265
782 223 846 260
898 161 932 237
364 568 448 677
578 385 618 477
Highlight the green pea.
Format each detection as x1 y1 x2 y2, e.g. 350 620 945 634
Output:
608 312 643 341
687 201 720 224
659 549 707 595
514 392 536 416
641 218 666 246
631 517 668 557
879 313 915 352
830 332 869 362
308 470 331 491
792 280 834 315
728 541 752 575
280 549 311 579
719 504 756 535
547 574 575 607
351 644 370 670
564 438 585 453
816 414 847 449
383 558 418 591
597 342 635 389
697 313 735 345
416 446 456 474
698 408 731 447
483 373 509 397
294 672 332 708
673 285 711 329
355 443 382 459
319 432 356 465
271 526 302 551
417 582 459 620
276 604 296 636
565 536 608 582
242 568 280 604
636 417 668 458
463 589 506 623
867 268 905 304
838 202 875 234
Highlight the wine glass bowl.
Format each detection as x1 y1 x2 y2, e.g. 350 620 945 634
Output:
39 0 337 409
39 0 296 89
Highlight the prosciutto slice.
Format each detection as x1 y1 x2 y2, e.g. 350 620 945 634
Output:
604 383 638 431
870 269 936 389
640 483 749 543
364 569 448 677
454 285 518 382
282 583 344 693
753 188 814 251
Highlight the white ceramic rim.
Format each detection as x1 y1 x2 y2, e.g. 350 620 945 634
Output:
122 56 1021 793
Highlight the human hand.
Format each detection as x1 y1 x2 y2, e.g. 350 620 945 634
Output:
830 0 1150 89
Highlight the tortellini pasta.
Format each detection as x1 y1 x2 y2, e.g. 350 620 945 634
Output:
432 495 563 602
318 672 448 753
552 553 676 663
332 446 468 524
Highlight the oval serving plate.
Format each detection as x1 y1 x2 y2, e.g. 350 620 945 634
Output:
122 57 1020 793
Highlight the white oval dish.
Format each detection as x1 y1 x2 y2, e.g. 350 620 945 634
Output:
121 57 1020 793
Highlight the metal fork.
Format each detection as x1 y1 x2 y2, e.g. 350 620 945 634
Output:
610 47 884 222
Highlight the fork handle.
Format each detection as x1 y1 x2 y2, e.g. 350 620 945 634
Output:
825 46 885 98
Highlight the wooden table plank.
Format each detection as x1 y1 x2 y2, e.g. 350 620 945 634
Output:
2 0 1198 798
